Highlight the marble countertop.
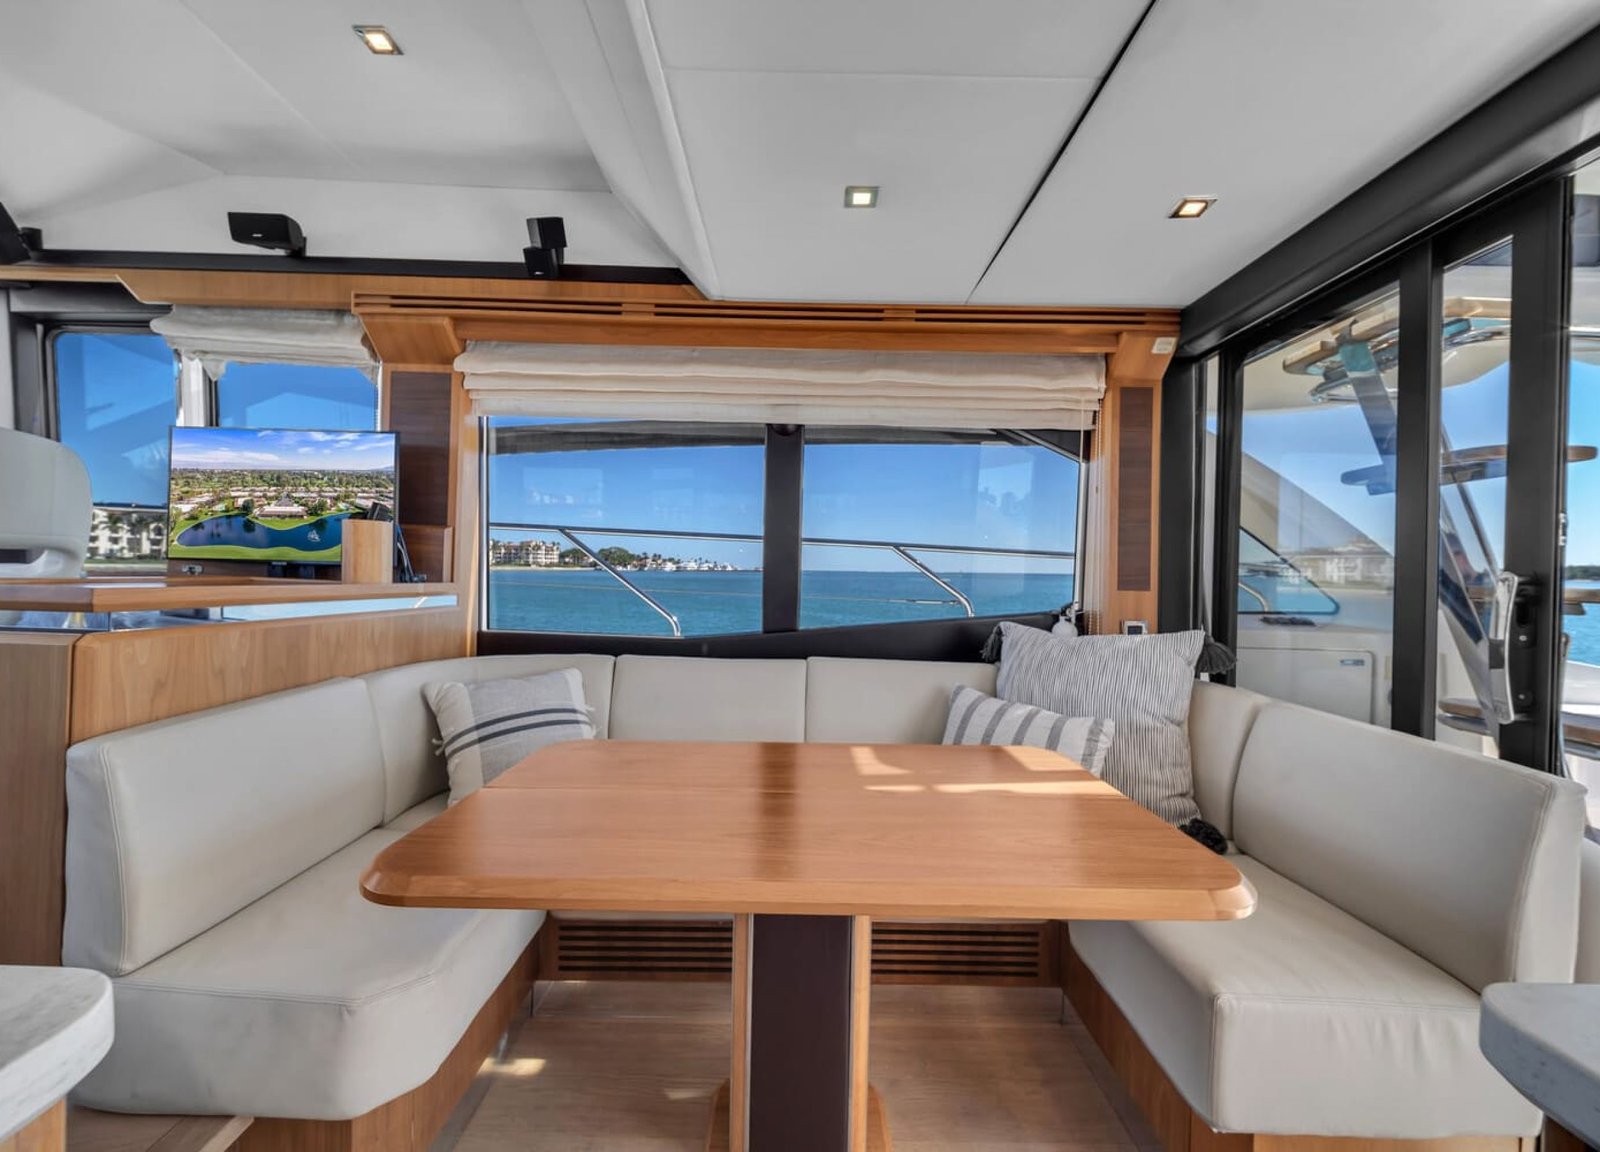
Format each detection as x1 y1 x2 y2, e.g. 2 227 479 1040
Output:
0 966 114 1142
1481 983 1600 1146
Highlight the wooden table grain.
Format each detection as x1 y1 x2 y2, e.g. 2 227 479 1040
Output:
362 741 1253 922
361 741 1254 1152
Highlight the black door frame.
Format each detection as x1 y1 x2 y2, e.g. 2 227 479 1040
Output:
1204 177 1574 771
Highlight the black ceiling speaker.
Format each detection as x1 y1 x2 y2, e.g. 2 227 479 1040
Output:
523 216 567 278
0 200 39 264
228 211 306 257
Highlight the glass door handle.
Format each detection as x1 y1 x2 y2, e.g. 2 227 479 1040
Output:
1488 571 1537 724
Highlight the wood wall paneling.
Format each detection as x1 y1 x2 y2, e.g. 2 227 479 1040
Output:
0 634 77 966
8 267 703 313
398 526 453 584
450 373 482 652
1117 386 1156 592
1083 379 1163 634
1 1100 67 1152
68 608 465 743
384 370 453 526
352 294 1181 367
338 522 393 585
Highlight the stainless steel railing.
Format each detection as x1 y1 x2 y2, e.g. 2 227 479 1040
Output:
485 520 1075 638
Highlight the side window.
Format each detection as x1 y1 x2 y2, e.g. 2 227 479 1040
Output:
483 423 1083 637
52 330 178 567
800 430 1079 627
485 419 765 636
214 362 378 431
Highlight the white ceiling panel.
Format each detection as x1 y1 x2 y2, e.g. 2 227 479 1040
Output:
177 0 606 190
973 0 1600 306
664 70 1093 301
522 0 721 290
0 0 354 181
645 0 1147 78
0 71 216 221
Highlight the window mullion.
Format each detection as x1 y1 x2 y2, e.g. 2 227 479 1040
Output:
762 424 804 633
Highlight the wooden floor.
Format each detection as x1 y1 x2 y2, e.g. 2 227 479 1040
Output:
436 980 1162 1152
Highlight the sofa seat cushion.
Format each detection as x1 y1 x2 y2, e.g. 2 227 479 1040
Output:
1068 857 1538 1138
609 655 805 741
804 657 997 743
73 811 543 1120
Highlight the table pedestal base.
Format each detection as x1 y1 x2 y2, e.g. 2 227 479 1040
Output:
705 1082 891 1152
720 913 875 1152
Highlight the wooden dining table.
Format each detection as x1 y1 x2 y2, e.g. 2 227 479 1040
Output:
361 740 1254 1152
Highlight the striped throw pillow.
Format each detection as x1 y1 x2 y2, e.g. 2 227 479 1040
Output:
995 622 1204 827
424 668 595 804
942 685 1114 777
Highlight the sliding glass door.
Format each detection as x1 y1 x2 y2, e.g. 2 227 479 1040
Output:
1215 178 1576 777
1564 160 1600 825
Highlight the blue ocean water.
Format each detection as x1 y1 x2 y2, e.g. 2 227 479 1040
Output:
487 568 1075 636
1567 581 1600 667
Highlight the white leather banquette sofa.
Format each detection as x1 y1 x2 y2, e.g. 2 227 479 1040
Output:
62 651 1589 1146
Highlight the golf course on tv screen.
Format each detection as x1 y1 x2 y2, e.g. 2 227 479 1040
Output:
167 428 397 564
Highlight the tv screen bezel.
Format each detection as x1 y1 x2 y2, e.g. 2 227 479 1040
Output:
164 426 400 567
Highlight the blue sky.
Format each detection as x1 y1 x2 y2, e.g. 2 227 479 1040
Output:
54 332 379 505
1237 359 1600 564
171 427 396 472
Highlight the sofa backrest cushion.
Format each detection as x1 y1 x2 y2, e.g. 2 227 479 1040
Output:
362 654 616 820
1579 837 1600 984
1234 701 1586 989
609 655 805 741
1187 681 1268 838
804 657 996 743
64 678 386 976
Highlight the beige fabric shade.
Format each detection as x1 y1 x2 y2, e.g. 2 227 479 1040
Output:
151 306 377 378
455 342 1105 430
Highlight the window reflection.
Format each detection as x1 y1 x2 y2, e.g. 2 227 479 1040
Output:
1234 287 1399 725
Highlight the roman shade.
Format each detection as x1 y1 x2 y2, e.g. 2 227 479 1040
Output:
151 306 377 378
454 342 1105 430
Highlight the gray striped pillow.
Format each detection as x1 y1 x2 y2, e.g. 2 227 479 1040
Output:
424 668 595 804
995 622 1204 826
942 685 1113 777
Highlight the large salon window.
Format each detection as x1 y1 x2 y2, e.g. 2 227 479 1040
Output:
52 330 179 567
483 423 1084 636
800 429 1080 628
215 362 378 431
485 419 765 636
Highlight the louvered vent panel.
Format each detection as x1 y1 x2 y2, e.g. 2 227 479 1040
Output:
546 919 1056 986
551 921 734 981
871 922 1055 986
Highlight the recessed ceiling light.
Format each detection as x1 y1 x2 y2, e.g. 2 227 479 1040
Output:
1170 196 1216 219
844 185 879 209
353 25 403 55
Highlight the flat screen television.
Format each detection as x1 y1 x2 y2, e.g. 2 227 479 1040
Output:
166 427 398 565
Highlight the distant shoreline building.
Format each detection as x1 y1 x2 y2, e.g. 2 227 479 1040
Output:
88 508 166 561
